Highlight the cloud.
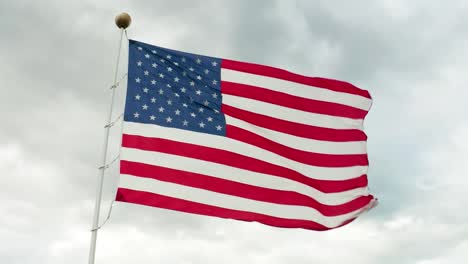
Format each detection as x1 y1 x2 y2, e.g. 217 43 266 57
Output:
1 0 467 263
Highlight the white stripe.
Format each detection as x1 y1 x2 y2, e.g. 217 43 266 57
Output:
119 174 370 228
123 122 368 180
221 68 372 111
223 94 363 130
226 115 367 155
121 147 370 206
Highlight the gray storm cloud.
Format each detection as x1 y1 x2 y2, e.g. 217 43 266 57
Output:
0 0 467 263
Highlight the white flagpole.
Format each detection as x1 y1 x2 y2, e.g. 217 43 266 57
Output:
88 12 131 264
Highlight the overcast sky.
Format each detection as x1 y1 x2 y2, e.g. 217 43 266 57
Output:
1 0 468 263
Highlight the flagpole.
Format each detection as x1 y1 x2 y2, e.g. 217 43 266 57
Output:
88 12 131 264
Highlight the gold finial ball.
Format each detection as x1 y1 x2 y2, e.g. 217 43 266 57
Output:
115 12 131 29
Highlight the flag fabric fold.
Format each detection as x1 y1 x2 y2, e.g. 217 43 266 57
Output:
116 39 376 231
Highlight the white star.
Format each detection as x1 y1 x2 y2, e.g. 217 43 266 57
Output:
142 104 148 110
174 93 180 97
196 75 202 80
190 81 195 86
167 67 173 72
181 87 187 93
166 117 172 123
214 109 220 114
183 103 188 108
203 100 209 106
160 58 165 63
182 120 189 126
135 94 141 100
151 97 156 103
212 61 218 66
150 115 156 120
143 87 149 93
152 63 157 68
190 112 196 117
216 125 222 131
174 77 180 82
196 58 202 64
159 106 165 112
152 50 157 54
174 62 179 66
199 122 205 128
212 80 218 85
144 70 149 75
166 84 171 88
181 57 186 62
182 71 187 76
137 47 142 51
151 80 156 85
189 67 194 72
159 73 164 78
167 100 172 105
145 54 150 58
212 93 218 98
175 109 181 115
166 54 172 59
198 107 204 113
207 117 213 122
135 77 141 83
196 90 202 95
159 89 164 95
137 61 142 66
133 112 140 118
204 69 209 74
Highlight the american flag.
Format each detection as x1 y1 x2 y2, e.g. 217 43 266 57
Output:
116 39 376 231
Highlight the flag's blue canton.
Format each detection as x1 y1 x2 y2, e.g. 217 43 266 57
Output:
125 39 225 136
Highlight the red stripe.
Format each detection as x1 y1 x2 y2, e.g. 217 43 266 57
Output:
121 160 374 216
222 81 368 119
122 134 369 193
226 125 368 167
222 104 367 142
116 188 358 231
221 59 371 99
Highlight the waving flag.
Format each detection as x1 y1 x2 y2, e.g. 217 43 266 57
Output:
116 39 376 231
